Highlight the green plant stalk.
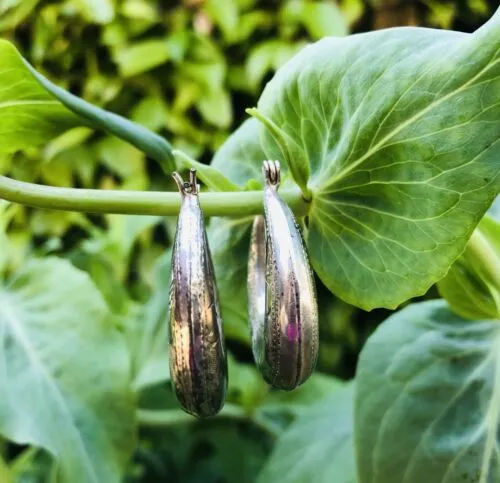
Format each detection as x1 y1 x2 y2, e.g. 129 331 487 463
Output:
137 405 282 438
466 229 500 309
24 61 176 173
0 176 310 217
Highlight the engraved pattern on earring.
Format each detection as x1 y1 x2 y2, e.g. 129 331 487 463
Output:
169 169 227 417
248 160 319 390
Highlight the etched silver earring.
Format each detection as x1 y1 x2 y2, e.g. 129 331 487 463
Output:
169 169 227 418
248 160 319 390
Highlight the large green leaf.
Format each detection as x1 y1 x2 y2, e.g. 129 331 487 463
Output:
0 257 136 483
355 300 500 483
0 40 79 153
438 214 500 319
258 382 356 483
252 10 500 309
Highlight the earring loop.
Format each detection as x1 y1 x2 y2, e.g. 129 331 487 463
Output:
248 161 319 390
169 169 227 417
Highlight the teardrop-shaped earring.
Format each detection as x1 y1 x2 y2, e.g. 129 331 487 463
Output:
169 169 227 418
248 160 319 390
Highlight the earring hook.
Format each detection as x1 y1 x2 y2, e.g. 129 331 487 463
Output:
172 169 199 196
263 160 281 189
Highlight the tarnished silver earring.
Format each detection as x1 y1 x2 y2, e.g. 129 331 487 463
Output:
248 160 319 390
169 169 227 418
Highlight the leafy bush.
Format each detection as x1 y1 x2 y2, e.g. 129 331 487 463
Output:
0 1 499 482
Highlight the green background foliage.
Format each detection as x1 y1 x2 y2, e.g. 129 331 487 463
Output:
0 1 498 482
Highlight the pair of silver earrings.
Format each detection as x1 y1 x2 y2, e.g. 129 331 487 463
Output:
169 162 319 418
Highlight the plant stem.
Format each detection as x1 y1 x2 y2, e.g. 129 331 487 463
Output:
467 229 500 306
467 230 500 288
137 405 281 438
25 61 175 173
0 175 310 217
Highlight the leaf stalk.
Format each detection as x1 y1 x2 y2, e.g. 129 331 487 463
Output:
0 176 310 217
467 229 500 310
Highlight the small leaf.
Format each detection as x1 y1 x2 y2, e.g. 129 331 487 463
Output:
245 40 304 90
426 1 456 29
95 136 145 178
301 2 348 38
210 118 267 189
131 96 168 131
0 0 41 31
234 11 273 44
121 0 158 21
355 300 500 483
258 382 356 483
76 0 115 24
340 0 365 26
0 258 136 483
281 0 348 39
204 0 239 42
43 127 94 162
175 149 240 192
197 88 233 129
467 0 490 16
114 39 170 77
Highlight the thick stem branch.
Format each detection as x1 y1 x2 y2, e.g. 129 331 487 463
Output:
0 176 310 217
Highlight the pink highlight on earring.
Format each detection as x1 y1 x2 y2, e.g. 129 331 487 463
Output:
287 322 299 342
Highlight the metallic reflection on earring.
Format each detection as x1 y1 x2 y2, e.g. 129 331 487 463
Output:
169 169 227 418
248 160 319 390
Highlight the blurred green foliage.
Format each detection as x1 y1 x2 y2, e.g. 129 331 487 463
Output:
0 0 493 363
0 0 496 481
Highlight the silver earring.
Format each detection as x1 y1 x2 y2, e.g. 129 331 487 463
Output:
248 160 319 390
169 169 227 417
